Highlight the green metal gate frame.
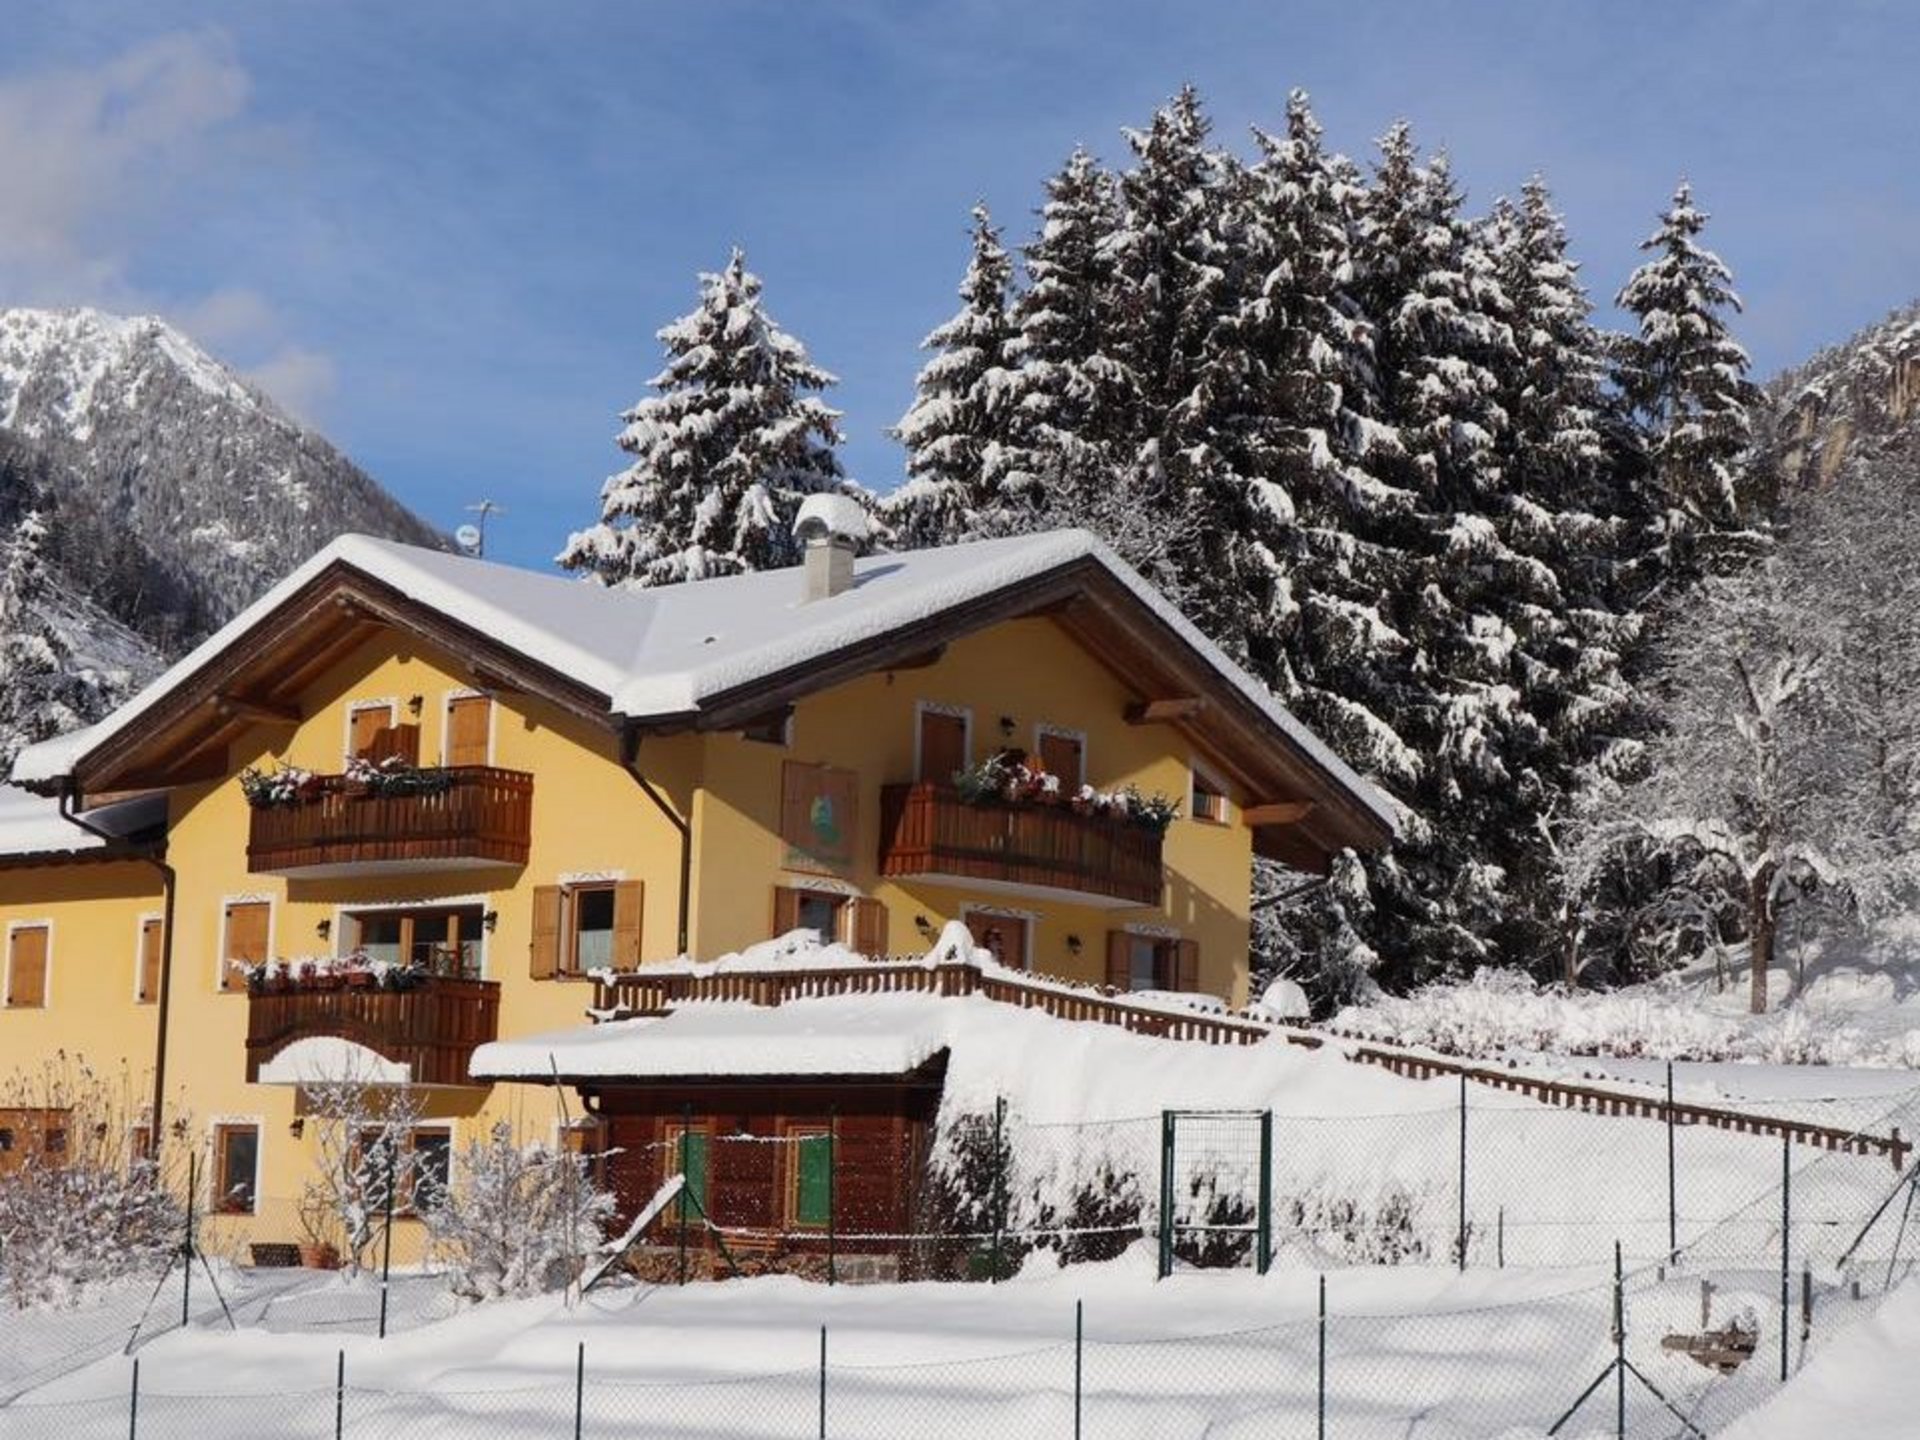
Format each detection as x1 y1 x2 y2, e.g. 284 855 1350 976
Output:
1156 1108 1273 1279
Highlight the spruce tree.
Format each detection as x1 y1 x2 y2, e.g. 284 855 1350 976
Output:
887 206 1028 546
1613 183 1761 588
0 511 85 767
559 249 856 587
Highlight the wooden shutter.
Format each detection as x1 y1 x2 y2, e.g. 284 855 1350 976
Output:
1105 930 1130 991
610 880 644 970
7 927 48 1008
222 903 269 991
349 705 391 758
1174 939 1200 992
1038 731 1084 784
918 711 967 784
772 886 804 938
138 919 164 1003
447 696 491 767
850 898 890 958
530 885 562 979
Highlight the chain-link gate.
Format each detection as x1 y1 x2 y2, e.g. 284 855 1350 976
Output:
1156 1109 1272 1278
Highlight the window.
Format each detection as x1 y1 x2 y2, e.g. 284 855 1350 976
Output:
347 904 483 977
917 707 969 785
5 924 49 1008
788 1128 832 1229
1037 728 1086 787
214 1123 260 1214
773 888 890 954
1191 768 1229 825
348 702 396 759
356 1126 453 1214
136 918 163 1004
220 901 271 992
1106 932 1199 993
445 695 492 767
0 1108 68 1177
665 1122 710 1227
530 882 643 978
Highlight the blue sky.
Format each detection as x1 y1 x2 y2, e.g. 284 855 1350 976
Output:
2 3 1916 571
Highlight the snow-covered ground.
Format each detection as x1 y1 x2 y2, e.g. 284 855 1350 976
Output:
1 1248 1902 1439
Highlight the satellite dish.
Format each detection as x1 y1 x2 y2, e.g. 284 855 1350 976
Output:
455 524 483 554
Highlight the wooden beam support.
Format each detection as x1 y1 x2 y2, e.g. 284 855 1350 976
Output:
1125 697 1205 725
467 665 523 695
1243 800 1317 827
886 644 947 673
213 694 302 725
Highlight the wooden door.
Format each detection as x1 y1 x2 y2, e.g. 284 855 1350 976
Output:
1038 730 1084 785
446 696 491 767
349 705 393 759
918 710 967 785
965 912 1029 971
6 926 48 1008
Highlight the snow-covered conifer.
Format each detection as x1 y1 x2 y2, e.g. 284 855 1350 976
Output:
0 510 88 768
559 250 860 587
886 206 1029 546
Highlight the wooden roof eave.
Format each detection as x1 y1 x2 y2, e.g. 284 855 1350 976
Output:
71 561 622 796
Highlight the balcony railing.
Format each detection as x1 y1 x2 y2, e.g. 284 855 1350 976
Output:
246 766 533 876
878 782 1164 907
245 974 500 1088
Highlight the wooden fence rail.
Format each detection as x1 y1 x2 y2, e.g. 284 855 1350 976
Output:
593 960 1911 1169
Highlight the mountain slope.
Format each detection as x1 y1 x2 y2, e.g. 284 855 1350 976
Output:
0 307 446 652
1758 300 1920 492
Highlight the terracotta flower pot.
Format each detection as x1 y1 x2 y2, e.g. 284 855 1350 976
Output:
298 1242 341 1270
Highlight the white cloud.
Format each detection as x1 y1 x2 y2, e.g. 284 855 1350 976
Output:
0 31 337 422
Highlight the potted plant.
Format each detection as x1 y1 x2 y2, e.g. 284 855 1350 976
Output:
296 1194 342 1270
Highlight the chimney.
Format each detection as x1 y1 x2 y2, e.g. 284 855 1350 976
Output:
793 494 870 602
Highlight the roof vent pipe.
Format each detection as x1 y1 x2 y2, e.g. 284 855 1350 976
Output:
793 494 870 602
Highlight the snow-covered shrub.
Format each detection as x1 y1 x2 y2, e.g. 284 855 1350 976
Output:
1280 1188 1433 1267
927 1109 1025 1279
298 1076 426 1275
425 1121 615 1301
0 1062 185 1308
1030 1162 1145 1266
1172 1170 1255 1270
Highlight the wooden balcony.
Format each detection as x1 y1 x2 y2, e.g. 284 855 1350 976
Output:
246 974 500 1088
246 766 533 877
878 782 1164 908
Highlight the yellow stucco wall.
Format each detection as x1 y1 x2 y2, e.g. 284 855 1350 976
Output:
0 609 1260 1259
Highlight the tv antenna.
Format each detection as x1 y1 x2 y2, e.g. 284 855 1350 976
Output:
460 500 504 558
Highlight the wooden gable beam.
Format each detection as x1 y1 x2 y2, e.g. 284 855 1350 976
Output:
1244 800 1317 828
886 644 947 673
213 693 302 725
1125 697 1205 725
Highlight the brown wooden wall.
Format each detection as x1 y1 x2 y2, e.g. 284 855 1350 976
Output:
588 1064 947 1259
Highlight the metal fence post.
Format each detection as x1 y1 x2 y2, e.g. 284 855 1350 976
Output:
678 1102 691 1287
1613 1241 1625 1440
1667 1060 1678 1266
1316 1274 1327 1440
1457 1075 1468 1272
1497 1206 1505 1269
1257 1110 1273 1276
1781 1134 1791 1381
574 1341 585 1440
1074 1298 1084 1440
378 1141 397 1339
334 1349 345 1440
827 1108 838 1288
128 1357 139 1440
990 1096 1006 1284
818 1325 827 1440
182 1150 195 1327
1158 1111 1176 1280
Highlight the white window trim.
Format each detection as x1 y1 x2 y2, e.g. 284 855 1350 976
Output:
5 918 52 1009
132 911 164 1004
558 869 626 886
440 689 496 767
1032 723 1088 785
206 1114 265 1216
343 697 399 762
332 895 492 980
914 700 972 784
218 894 276 993
959 902 1037 971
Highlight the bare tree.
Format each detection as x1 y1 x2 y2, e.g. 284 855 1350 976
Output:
298 1074 426 1276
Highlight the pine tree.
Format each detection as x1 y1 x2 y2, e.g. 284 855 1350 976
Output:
1613 183 1762 588
887 206 1029 546
0 510 87 767
559 249 856 587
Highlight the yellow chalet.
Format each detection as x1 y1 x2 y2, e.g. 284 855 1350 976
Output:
0 508 1390 1252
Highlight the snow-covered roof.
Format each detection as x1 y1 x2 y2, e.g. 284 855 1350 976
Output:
12 529 1393 834
0 784 162 861
471 994 954 1081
